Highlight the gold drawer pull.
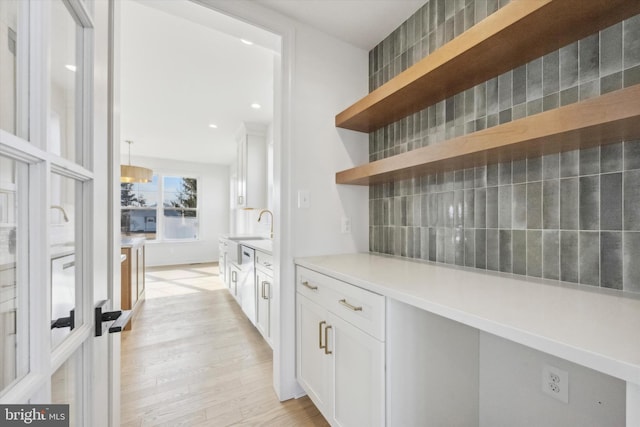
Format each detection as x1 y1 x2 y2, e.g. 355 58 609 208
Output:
339 299 362 311
324 325 332 355
302 281 318 290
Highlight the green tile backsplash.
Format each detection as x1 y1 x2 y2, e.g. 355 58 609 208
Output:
367 1 640 292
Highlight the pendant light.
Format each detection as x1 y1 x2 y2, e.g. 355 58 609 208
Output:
121 140 153 183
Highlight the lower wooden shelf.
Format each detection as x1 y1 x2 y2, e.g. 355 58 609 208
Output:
336 84 640 185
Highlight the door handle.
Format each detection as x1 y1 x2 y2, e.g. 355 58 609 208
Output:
94 300 133 336
324 325 332 355
231 271 237 282
319 320 326 350
51 309 75 330
262 281 270 299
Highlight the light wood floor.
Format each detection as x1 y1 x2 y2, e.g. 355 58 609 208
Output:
121 263 329 427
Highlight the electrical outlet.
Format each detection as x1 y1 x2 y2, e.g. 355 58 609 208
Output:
542 364 569 403
297 190 310 209
341 216 351 234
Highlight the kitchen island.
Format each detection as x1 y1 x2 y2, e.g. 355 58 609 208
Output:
121 237 146 331
295 253 640 426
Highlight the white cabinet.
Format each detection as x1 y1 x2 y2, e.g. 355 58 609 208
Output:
235 122 267 208
228 263 240 303
256 250 275 347
296 267 385 426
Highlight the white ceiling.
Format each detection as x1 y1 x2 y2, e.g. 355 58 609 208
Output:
253 0 425 50
121 0 424 165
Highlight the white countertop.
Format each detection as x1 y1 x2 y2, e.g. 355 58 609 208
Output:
121 236 146 249
295 253 640 384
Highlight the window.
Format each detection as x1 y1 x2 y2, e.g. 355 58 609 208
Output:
120 175 199 241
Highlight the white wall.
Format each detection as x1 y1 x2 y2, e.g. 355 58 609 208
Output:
479 332 625 427
122 155 229 267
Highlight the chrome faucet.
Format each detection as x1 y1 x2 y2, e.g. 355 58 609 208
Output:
258 209 273 239
50 205 70 222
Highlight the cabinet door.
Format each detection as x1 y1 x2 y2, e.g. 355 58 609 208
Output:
228 265 240 303
296 294 332 418
256 270 271 344
329 313 385 427
130 248 138 308
236 135 246 206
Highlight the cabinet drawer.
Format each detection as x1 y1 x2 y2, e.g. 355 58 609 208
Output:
296 267 334 305
296 267 385 341
256 251 273 271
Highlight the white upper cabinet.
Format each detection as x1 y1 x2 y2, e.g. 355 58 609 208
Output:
235 122 267 208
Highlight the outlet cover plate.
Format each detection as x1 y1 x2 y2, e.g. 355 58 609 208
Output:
542 364 569 403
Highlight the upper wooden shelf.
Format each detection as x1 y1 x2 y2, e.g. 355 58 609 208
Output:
335 0 640 133
336 84 640 185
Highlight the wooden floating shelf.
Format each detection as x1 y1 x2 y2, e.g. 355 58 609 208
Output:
335 0 640 133
336 85 640 185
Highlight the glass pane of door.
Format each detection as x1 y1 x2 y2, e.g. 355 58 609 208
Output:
52 349 82 426
0 154 28 396
0 0 19 135
49 0 79 162
50 173 79 348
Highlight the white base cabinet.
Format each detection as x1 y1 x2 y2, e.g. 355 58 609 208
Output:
296 267 385 426
255 250 275 347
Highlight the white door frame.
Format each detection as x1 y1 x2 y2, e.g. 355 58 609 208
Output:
190 0 300 400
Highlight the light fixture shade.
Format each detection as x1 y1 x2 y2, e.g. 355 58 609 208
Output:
120 165 153 183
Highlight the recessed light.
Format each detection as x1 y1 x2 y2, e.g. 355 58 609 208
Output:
240 39 254 45
251 103 261 109
65 64 77 72
209 124 218 129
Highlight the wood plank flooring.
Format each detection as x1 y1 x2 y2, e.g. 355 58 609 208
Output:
121 263 329 427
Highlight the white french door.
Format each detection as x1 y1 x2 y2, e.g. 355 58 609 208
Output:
0 1 115 426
